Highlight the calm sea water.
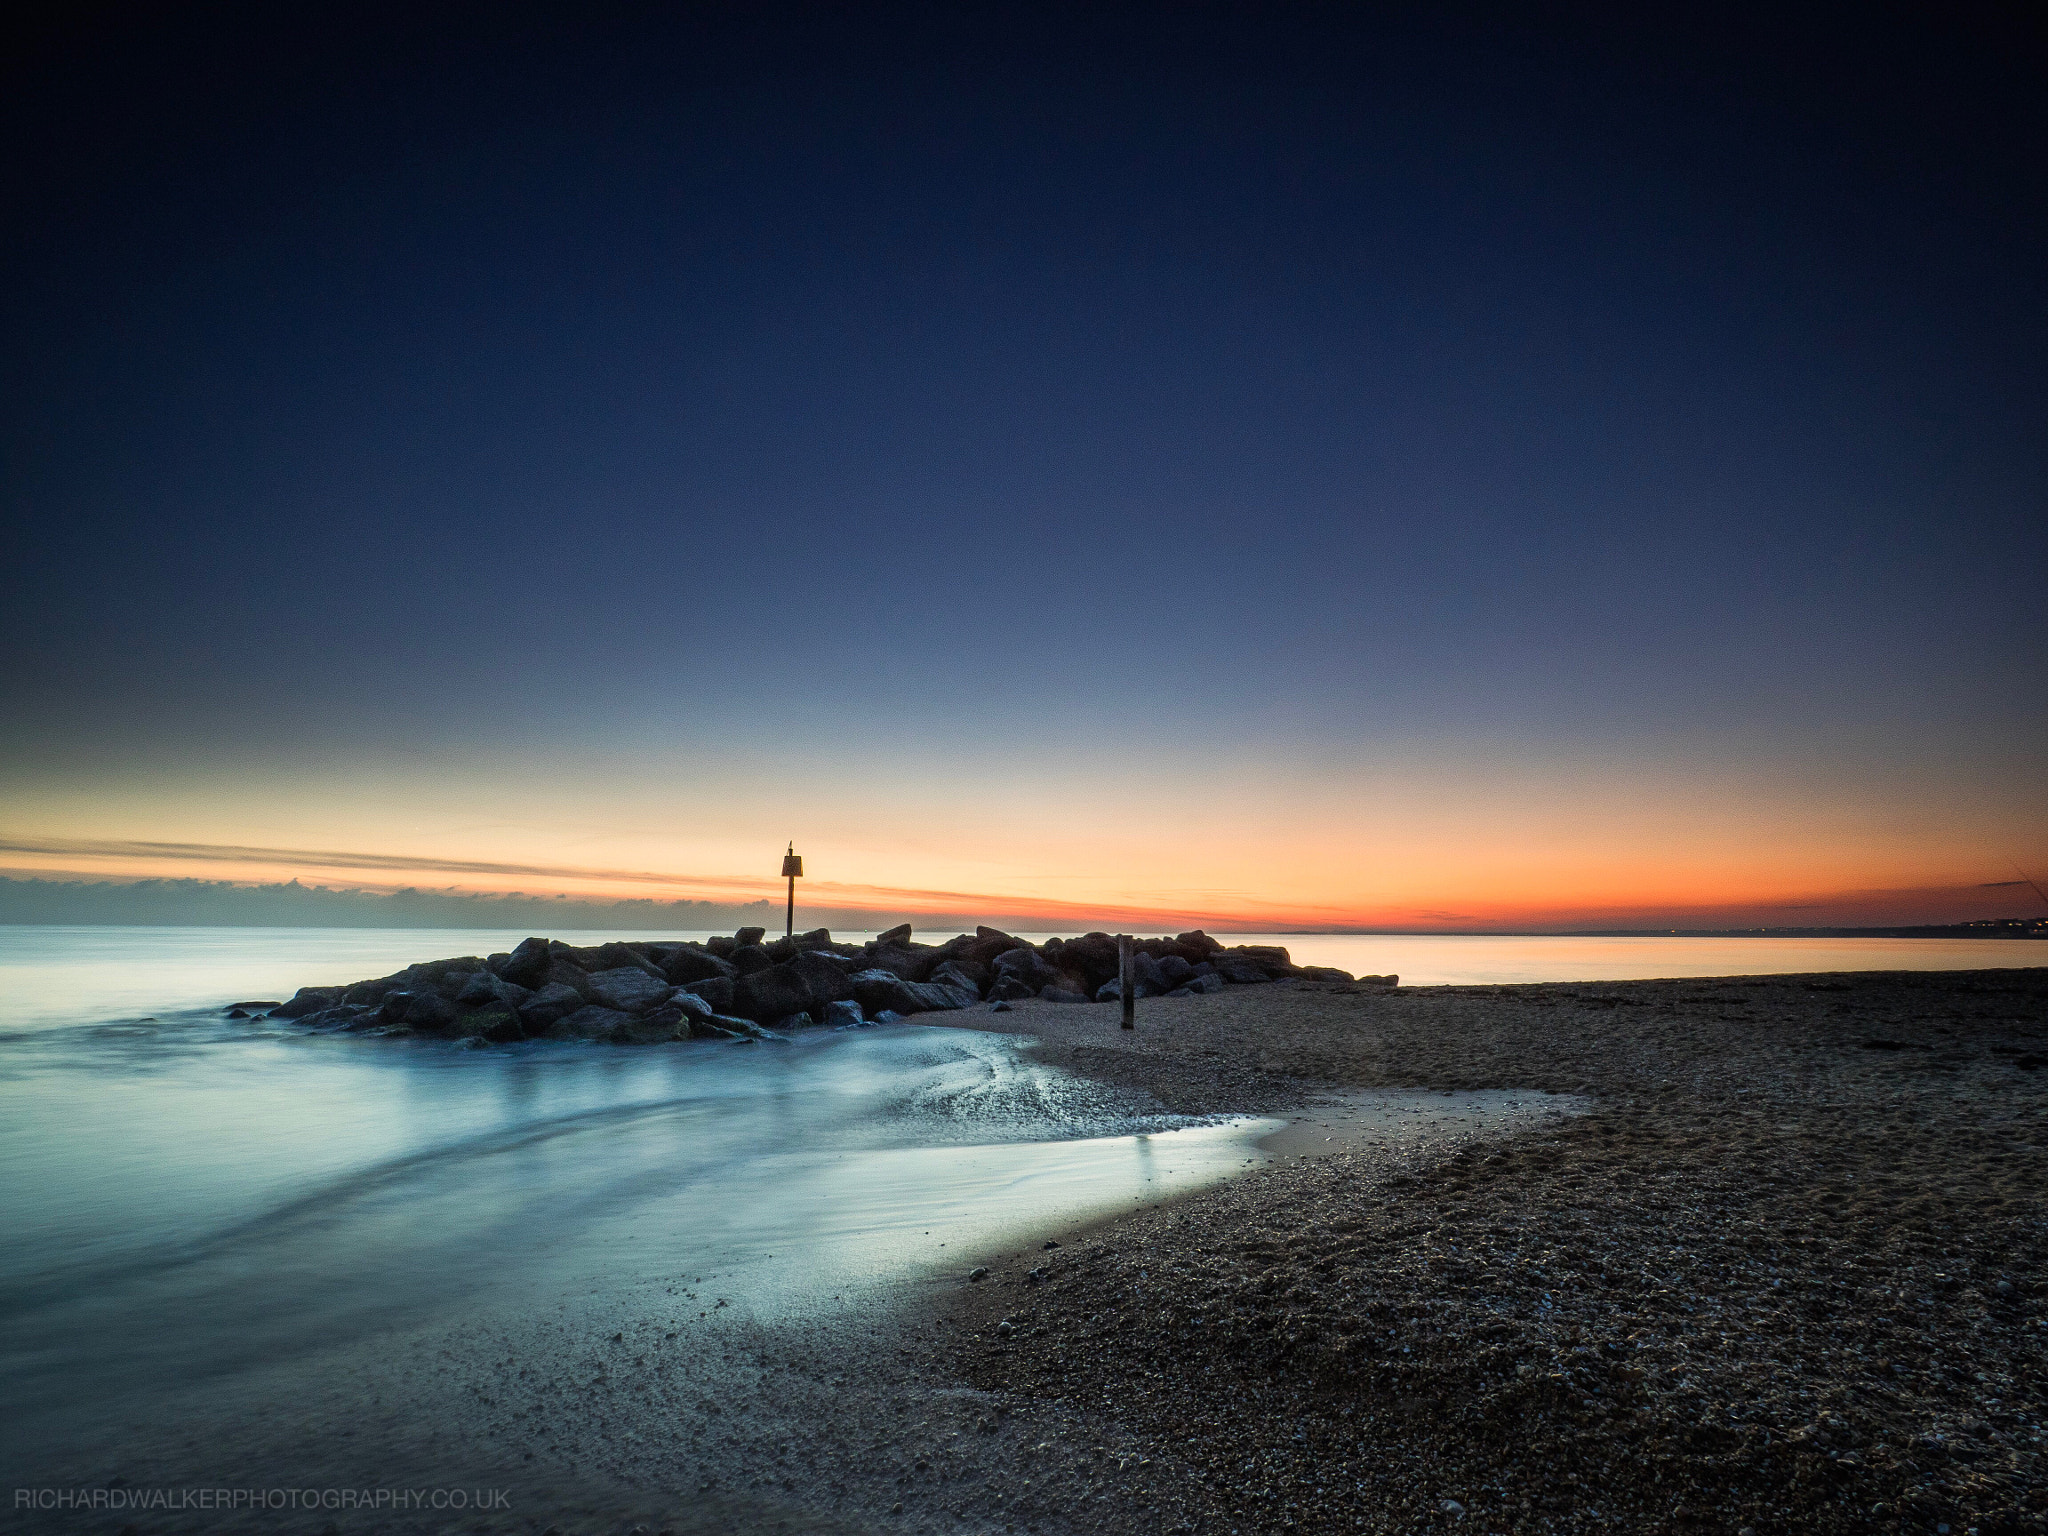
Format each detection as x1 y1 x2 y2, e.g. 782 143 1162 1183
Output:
0 923 2026 1469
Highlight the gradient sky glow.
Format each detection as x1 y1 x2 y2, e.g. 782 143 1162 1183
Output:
4 5 2044 930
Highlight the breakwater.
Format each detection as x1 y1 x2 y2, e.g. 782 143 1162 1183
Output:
266 925 1397 1044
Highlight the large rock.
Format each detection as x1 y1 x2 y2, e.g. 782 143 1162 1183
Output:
657 945 737 988
457 971 532 1010
548 1005 635 1040
850 969 977 1016
733 926 767 947
823 999 865 1028
517 982 587 1031
1300 966 1355 983
937 927 1029 968
681 975 736 1014
732 962 816 1025
298 1003 375 1030
1211 954 1272 984
613 1010 688 1044
572 942 666 980
928 959 987 996
1051 933 1121 988
1156 954 1194 988
273 986 339 1018
1215 944 1299 978
587 967 672 1014
459 1010 525 1043
992 946 1062 993
859 944 931 982
494 937 553 989
728 944 772 977
787 951 854 1004
402 991 463 1032
1176 930 1224 955
873 923 912 946
1131 951 1168 996
989 974 1038 1002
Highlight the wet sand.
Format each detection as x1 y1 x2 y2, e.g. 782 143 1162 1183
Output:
14 967 2044 1536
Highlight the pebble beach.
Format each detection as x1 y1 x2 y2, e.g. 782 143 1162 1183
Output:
937 967 2048 1536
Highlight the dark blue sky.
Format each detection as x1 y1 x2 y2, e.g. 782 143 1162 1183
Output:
3 3 2043 925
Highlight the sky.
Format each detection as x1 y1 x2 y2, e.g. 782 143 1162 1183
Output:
3 3 2044 931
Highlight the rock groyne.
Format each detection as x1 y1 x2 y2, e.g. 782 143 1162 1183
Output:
265 925 1395 1045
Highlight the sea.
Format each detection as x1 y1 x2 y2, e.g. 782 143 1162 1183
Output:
0 924 2034 1484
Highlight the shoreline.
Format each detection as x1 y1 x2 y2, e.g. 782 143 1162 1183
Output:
9 966 2043 1536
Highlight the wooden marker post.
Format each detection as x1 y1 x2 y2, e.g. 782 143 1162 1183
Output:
781 843 803 938
1119 935 1135 1030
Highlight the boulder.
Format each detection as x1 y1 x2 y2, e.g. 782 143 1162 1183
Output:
992 946 1063 994
1156 954 1194 988
771 1013 814 1032
455 971 531 1010
1358 973 1399 988
540 957 595 998
728 944 772 977
1176 929 1224 955
706 935 738 957
928 959 987 996
850 970 976 1016
684 975 737 1014
658 945 737 988
455 970 501 1006
873 923 912 945
587 967 672 1014
938 927 1029 968
1188 972 1226 994
668 990 716 1023
732 962 816 1025
614 1011 687 1044
1211 953 1275 984
1217 944 1299 977
823 999 865 1028
765 936 800 964
403 992 464 1032
460 1010 525 1043
1055 933 1123 988
787 951 855 1006
1300 966 1355 983
859 944 931 982
793 927 833 950
568 942 666 980
516 982 587 1032
1131 951 1168 996
548 1005 634 1040
495 937 553 989
301 1003 376 1030
693 1014 750 1040
734 926 767 947
272 987 339 1019
988 974 1038 1002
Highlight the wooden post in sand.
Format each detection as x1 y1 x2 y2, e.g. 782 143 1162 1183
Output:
1119 935 1135 1030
